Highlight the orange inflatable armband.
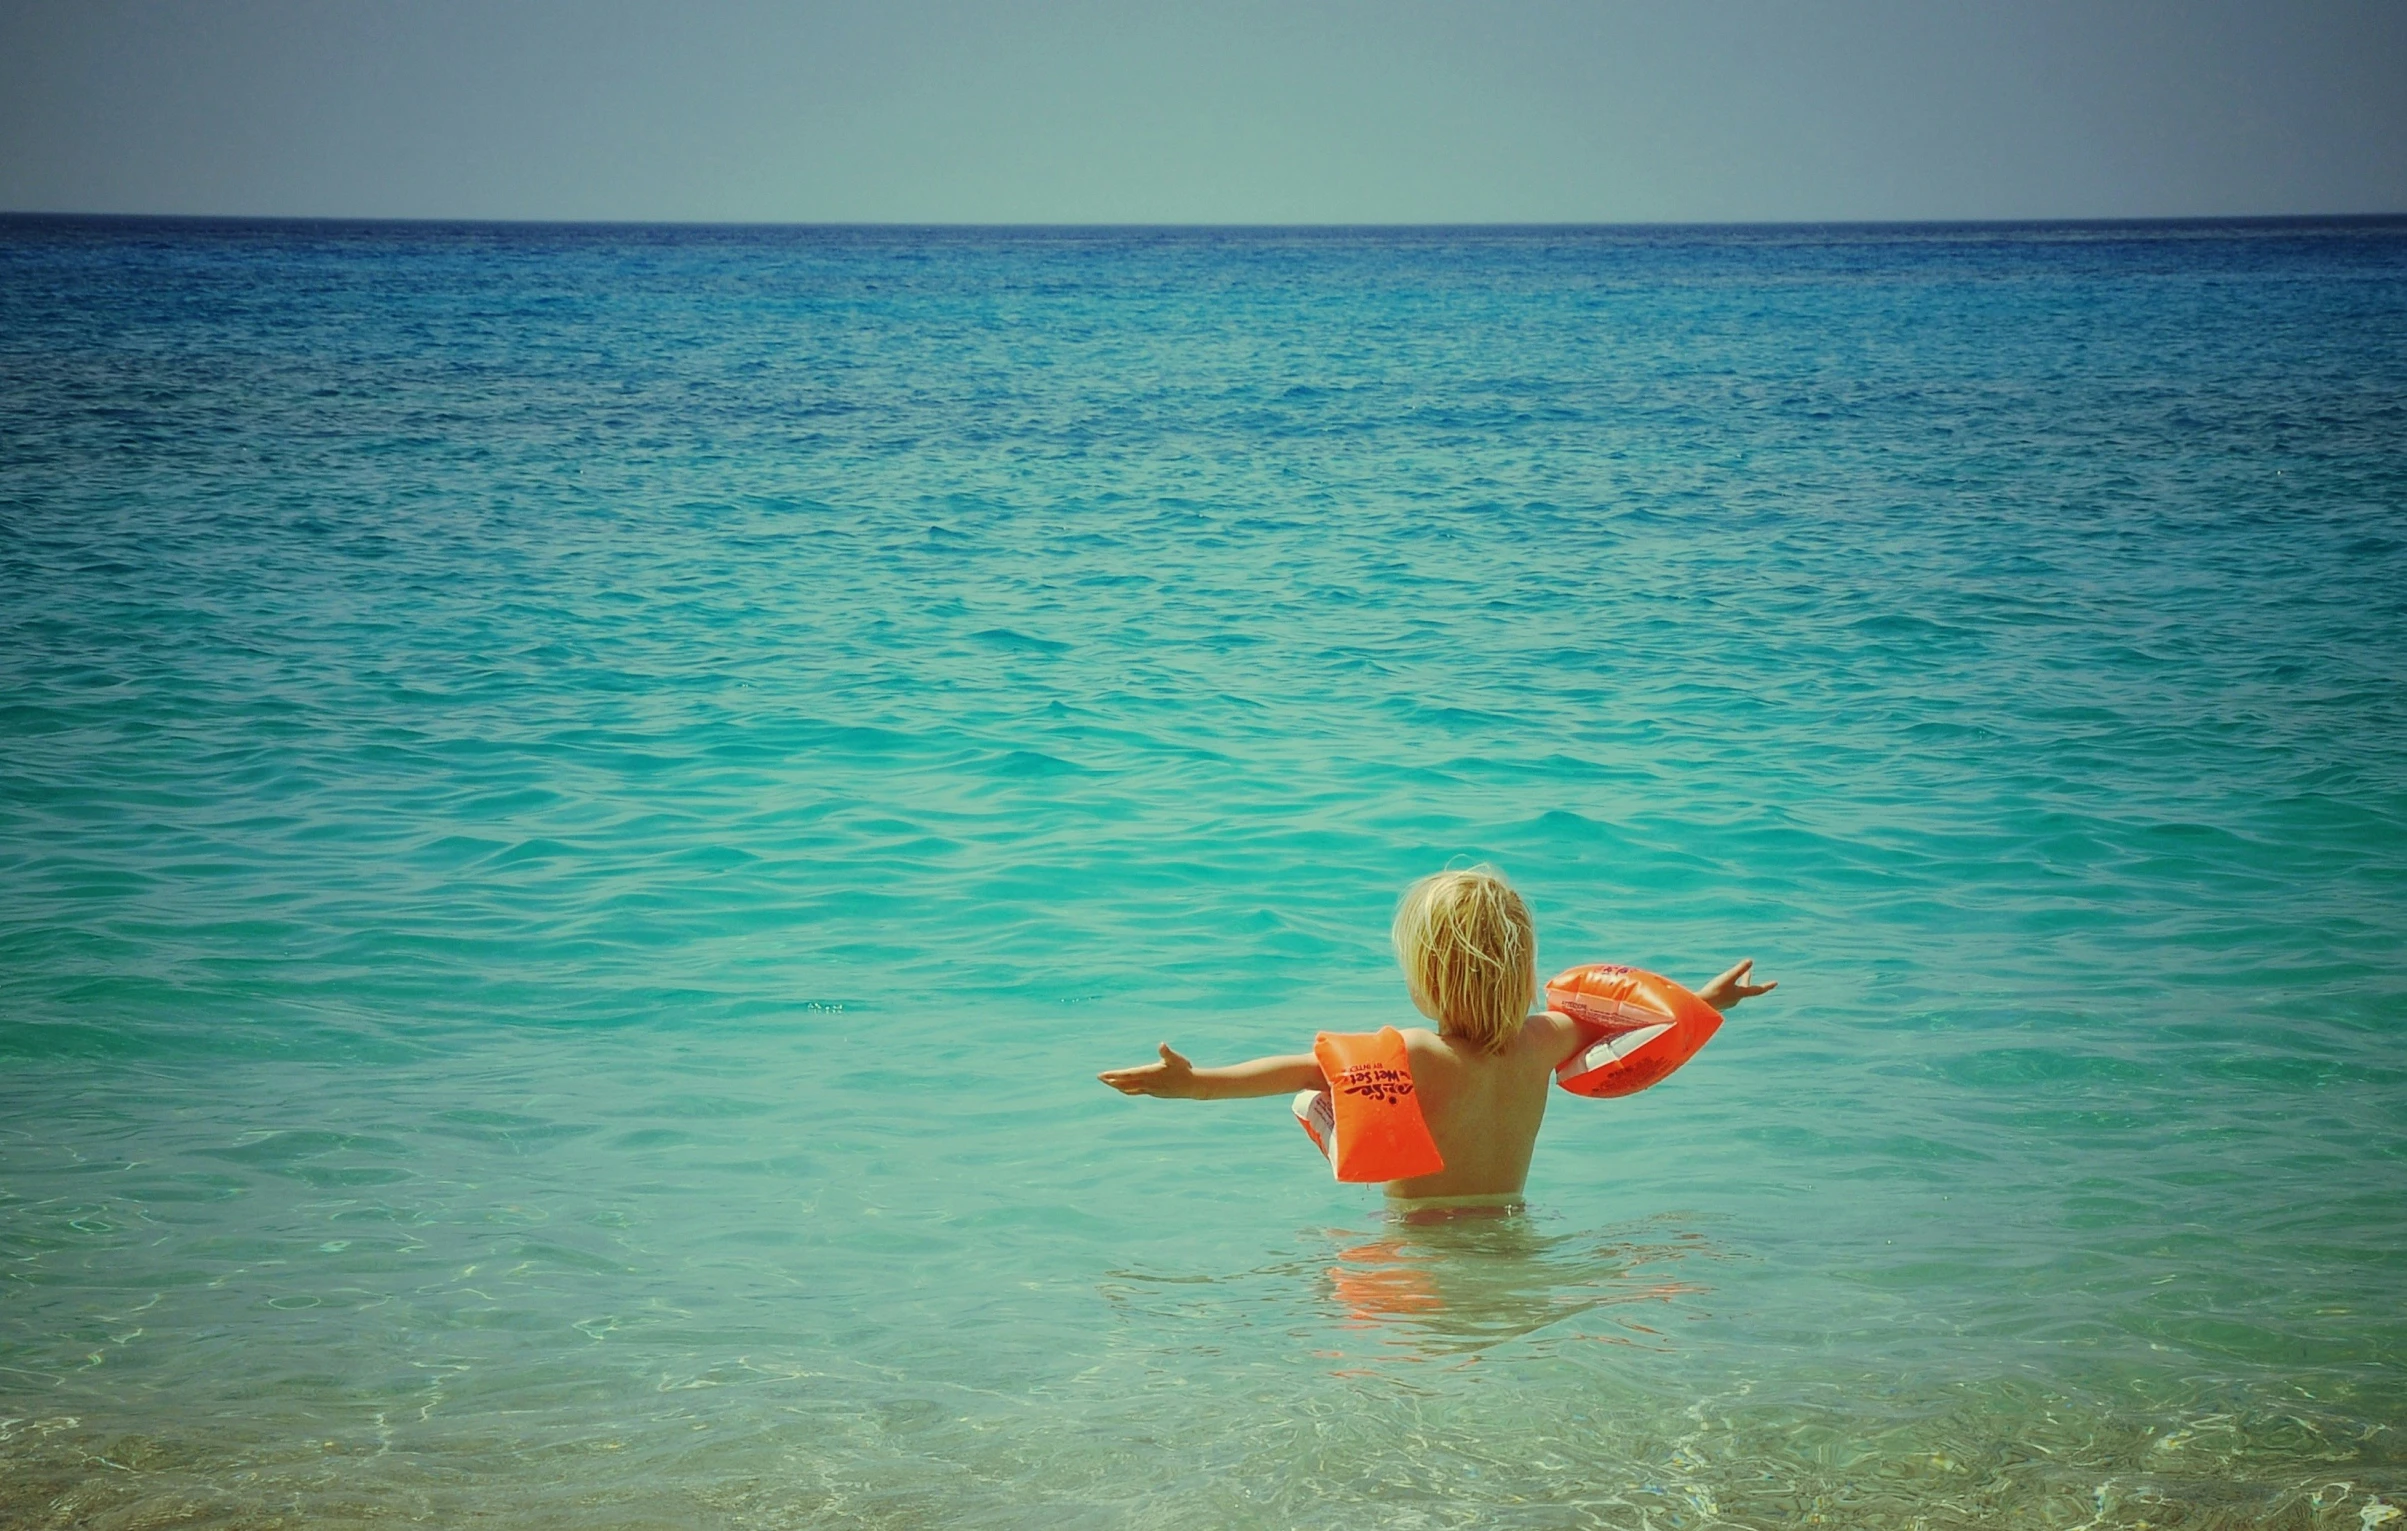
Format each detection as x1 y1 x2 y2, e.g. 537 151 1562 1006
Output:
1546 964 1722 1097
1290 1027 1445 1183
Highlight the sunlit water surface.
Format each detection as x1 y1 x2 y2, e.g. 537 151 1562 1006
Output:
3 218 2405 1528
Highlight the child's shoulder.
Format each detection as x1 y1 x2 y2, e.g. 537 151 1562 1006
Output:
1519 1008 1583 1067
1399 1012 1581 1068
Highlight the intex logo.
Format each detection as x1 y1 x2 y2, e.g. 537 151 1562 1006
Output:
1337 1064 1414 1105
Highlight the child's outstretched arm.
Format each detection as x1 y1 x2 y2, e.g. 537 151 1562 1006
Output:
1098 1044 1324 1100
1695 958 1777 1011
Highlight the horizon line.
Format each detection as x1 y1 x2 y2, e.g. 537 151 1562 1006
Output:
5 210 2405 234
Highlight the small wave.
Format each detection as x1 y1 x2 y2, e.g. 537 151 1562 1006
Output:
970 627 1070 654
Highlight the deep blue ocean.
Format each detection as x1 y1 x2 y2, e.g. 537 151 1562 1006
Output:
3 217 2404 1528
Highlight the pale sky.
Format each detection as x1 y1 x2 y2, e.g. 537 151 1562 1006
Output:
3 0 2403 223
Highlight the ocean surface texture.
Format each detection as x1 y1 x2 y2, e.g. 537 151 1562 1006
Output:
3 218 2404 1529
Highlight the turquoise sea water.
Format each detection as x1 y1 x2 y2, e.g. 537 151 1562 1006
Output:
3 217 2405 1528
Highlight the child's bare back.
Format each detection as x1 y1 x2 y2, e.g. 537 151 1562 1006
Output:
1098 866 1773 1205
1381 1013 1576 1201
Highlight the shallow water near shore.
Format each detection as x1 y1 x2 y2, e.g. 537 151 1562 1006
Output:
3 217 2405 1527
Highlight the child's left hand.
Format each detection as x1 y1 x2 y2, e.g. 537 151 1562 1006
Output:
1098 1043 1202 1097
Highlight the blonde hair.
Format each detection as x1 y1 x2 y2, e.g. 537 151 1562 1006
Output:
1392 866 1536 1054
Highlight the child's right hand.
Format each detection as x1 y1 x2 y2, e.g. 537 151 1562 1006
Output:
1098 1043 1201 1097
1696 958 1777 1012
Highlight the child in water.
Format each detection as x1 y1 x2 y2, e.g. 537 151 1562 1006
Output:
1097 866 1774 1207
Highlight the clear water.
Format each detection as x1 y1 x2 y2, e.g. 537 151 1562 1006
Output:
3 217 2404 1528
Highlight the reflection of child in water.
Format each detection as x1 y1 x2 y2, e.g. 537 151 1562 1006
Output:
1098 866 1774 1207
1325 1221 1717 1347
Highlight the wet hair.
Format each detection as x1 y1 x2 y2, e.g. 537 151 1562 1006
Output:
1391 866 1536 1054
